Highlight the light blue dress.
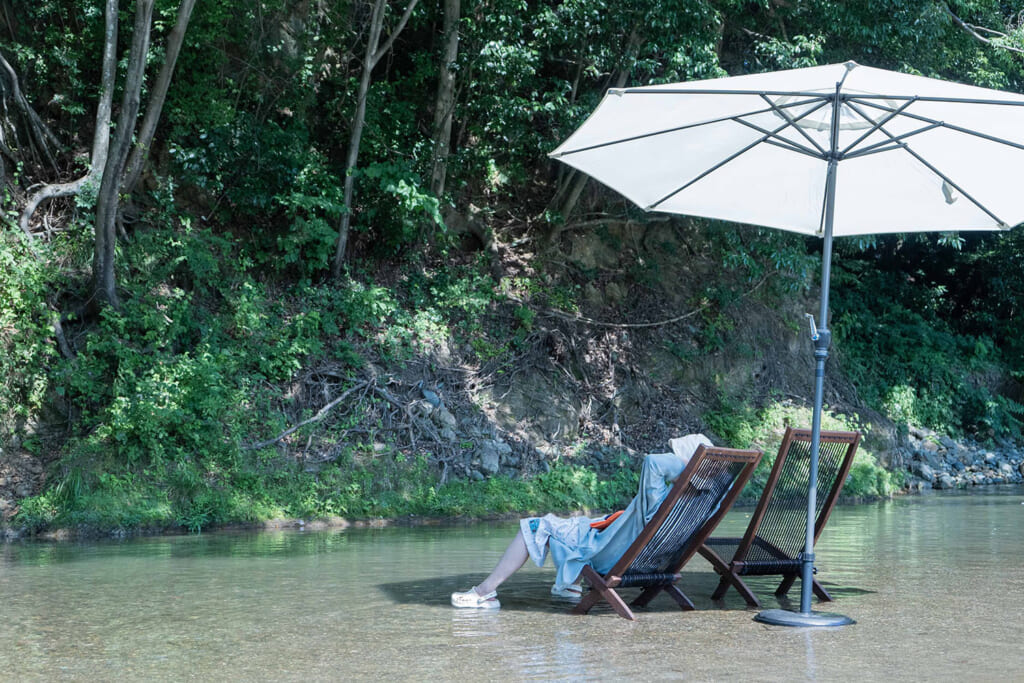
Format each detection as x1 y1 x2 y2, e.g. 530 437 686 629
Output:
520 435 711 590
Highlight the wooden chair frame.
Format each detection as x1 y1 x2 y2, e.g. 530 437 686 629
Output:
572 445 762 620
698 428 860 608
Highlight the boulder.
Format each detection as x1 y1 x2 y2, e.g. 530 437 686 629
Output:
433 407 458 430
477 441 502 475
910 461 936 482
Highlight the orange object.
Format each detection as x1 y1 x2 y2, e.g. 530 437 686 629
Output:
590 509 624 530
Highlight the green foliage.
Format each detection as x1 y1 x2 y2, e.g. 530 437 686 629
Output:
832 254 1019 439
703 400 901 501
7 0 1024 538
0 228 57 437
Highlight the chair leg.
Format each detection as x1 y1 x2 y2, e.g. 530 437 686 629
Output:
630 585 661 608
718 573 761 608
812 577 833 602
775 574 834 602
699 544 760 607
571 566 636 621
775 573 797 597
662 584 695 611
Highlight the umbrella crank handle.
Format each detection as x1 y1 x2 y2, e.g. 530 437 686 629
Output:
805 313 819 341
805 314 831 352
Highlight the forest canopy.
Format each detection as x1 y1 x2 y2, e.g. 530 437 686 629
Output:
1 0 1023 532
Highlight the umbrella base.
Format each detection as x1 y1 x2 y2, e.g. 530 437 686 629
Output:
754 608 855 627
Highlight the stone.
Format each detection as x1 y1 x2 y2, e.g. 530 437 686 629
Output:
433 408 458 430
409 399 434 419
1000 462 1014 476
440 427 458 443
939 435 957 450
910 461 936 482
905 477 931 492
469 470 485 481
934 474 957 490
478 441 501 474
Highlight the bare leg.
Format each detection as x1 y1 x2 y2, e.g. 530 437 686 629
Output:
475 529 529 595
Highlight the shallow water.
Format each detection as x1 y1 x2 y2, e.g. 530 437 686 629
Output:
1 486 1022 681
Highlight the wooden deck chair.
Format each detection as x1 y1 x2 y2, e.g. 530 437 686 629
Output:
698 428 861 608
572 445 762 621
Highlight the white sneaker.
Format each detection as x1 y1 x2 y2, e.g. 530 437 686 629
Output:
550 583 583 602
451 587 501 610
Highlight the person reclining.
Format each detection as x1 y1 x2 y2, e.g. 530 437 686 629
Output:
451 433 713 609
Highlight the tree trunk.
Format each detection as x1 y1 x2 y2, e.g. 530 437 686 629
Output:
429 0 459 197
546 27 641 245
332 0 386 278
121 0 197 195
92 0 154 310
18 0 118 241
332 0 420 276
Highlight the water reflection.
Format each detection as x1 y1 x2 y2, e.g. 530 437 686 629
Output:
0 486 1020 680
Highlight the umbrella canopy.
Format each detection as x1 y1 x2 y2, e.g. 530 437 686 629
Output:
551 61 1024 237
551 61 1024 626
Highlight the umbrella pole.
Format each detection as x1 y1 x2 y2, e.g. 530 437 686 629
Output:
756 86 854 627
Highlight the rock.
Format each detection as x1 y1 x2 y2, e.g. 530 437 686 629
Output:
1000 462 1014 476
984 452 998 465
469 469 485 481
939 435 957 450
15 484 32 498
920 439 939 453
478 441 501 474
433 407 458 430
440 427 458 443
1019 462 1024 477
905 477 931 492
409 399 434 419
934 474 957 490
910 461 936 482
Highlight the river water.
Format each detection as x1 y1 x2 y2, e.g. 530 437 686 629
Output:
0 486 1021 681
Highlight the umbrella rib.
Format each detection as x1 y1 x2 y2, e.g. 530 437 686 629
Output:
551 97 823 158
732 119 823 159
842 122 943 159
839 97 917 157
844 100 1009 227
850 98 1024 152
757 93 827 156
845 93 1024 107
616 88 834 99
646 117 803 211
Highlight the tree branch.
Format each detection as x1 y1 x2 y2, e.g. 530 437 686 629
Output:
370 0 420 69
245 381 371 450
945 3 1024 56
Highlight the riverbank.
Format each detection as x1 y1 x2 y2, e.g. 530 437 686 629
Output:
900 425 1024 490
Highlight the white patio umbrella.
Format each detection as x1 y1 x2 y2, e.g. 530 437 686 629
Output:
551 61 1024 626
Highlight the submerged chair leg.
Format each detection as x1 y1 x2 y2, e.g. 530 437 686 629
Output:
715 573 761 608
776 573 833 602
701 545 760 606
571 565 636 621
812 578 833 601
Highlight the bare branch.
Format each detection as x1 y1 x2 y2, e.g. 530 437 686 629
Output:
245 380 371 450
945 3 1024 56
370 0 420 69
